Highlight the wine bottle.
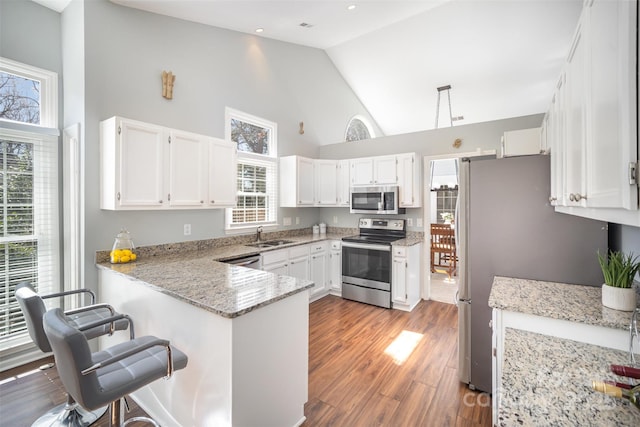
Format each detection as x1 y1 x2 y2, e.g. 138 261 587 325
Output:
610 364 640 380
604 379 638 390
592 381 640 409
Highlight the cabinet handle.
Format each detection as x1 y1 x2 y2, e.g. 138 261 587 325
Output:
211 200 215 204
548 197 557 203
200 200 204 204
569 193 587 202
116 192 121 201
159 200 163 203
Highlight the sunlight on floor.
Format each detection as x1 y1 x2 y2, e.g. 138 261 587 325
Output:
384 330 423 365
0 368 41 386
430 272 458 304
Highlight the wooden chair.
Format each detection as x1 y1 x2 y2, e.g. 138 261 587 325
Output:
430 223 458 278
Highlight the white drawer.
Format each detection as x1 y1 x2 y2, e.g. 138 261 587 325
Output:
261 248 288 265
309 242 328 254
288 244 310 258
392 246 407 257
330 240 341 250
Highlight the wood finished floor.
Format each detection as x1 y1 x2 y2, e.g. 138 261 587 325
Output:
302 296 491 427
0 296 490 426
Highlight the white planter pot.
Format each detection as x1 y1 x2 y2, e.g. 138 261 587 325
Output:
601 284 637 312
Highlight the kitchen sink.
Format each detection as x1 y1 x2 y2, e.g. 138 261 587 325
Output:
245 239 294 248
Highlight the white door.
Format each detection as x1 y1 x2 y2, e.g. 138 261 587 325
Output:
297 157 315 205
168 130 207 207
310 252 327 297
288 255 310 281
118 119 165 207
337 160 351 206
397 154 415 207
374 156 397 184
208 138 237 207
351 158 374 185
314 160 338 206
328 249 342 292
391 257 407 303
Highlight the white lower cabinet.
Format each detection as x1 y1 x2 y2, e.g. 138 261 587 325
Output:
328 241 342 295
391 244 421 312
288 245 310 282
309 242 328 301
261 248 289 276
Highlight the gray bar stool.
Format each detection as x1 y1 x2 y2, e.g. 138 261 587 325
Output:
43 307 188 427
15 282 133 427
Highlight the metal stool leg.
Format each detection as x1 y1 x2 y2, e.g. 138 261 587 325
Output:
110 397 159 427
32 394 107 427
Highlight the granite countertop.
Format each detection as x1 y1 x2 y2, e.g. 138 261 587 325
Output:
96 232 350 319
498 328 640 426
488 276 638 331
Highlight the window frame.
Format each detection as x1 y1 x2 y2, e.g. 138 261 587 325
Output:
1 56 58 128
345 115 375 142
224 108 278 233
0 58 60 370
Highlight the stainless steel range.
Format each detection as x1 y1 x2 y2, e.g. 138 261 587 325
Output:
341 218 406 308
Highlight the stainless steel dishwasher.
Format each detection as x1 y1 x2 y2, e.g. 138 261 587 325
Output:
221 254 262 269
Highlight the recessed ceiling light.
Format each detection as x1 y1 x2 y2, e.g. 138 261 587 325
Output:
255 28 264 33
347 5 357 11
299 22 314 28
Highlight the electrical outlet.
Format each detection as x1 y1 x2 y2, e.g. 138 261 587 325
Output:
407 218 413 227
296 217 300 225
183 224 191 236
283 217 292 226
333 216 338 224
416 218 423 227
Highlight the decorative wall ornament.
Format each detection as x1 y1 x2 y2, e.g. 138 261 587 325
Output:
162 71 176 99
299 122 305 135
453 138 462 149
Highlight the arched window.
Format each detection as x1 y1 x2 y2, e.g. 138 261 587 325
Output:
345 115 375 142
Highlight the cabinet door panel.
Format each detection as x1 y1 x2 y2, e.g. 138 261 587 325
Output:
329 250 342 292
392 257 407 303
564 22 587 206
208 138 237 207
119 120 165 207
297 157 315 205
310 252 327 297
169 130 207 207
314 160 338 206
374 156 397 184
337 160 351 206
585 0 638 209
351 158 374 185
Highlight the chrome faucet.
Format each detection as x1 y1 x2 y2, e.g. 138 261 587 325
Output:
256 226 263 242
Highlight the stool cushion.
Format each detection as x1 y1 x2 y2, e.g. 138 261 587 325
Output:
44 308 188 411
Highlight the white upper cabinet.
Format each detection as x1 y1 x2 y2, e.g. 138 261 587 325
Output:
280 155 315 207
397 153 421 208
208 137 238 208
101 117 165 209
548 0 638 226
337 160 351 207
564 17 587 207
499 128 542 158
100 116 237 210
168 129 208 207
314 160 338 206
350 155 397 186
583 0 637 210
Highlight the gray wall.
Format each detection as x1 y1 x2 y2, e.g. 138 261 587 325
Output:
76 0 377 288
609 224 640 282
317 113 545 230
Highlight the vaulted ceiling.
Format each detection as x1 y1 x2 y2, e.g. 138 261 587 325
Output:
36 0 583 137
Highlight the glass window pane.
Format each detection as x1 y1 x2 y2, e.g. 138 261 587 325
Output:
230 118 270 155
0 72 41 125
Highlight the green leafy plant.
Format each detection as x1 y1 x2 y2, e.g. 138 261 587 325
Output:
597 250 640 288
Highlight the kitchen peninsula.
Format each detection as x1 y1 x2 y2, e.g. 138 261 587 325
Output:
96 241 315 427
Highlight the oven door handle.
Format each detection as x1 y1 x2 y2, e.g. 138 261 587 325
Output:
341 242 391 252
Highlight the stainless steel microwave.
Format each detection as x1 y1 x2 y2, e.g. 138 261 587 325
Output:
350 186 405 215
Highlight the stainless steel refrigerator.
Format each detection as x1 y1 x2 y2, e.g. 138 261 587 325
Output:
457 154 607 393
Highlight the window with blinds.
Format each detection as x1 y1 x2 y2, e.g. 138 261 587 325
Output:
225 108 278 230
0 57 59 356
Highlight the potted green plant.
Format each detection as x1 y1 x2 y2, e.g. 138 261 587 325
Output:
598 250 640 311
